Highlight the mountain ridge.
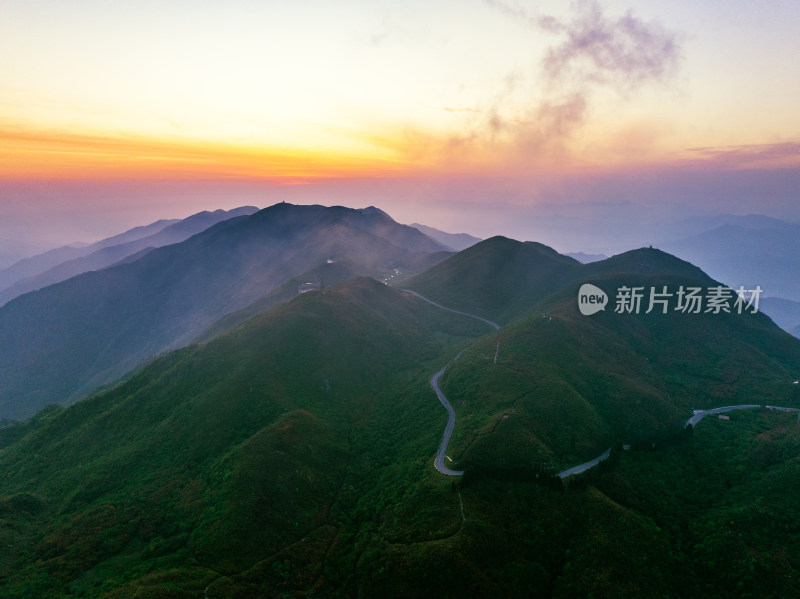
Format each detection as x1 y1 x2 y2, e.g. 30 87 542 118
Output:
409 223 482 251
0 207 259 305
1 240 799 596
0 203 451 419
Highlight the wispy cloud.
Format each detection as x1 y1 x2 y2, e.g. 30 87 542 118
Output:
441 107 482 114
483 0 543 29
536 0 681 89
685 141 800 170
411 0 684 171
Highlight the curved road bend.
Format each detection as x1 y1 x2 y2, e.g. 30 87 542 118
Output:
404 293 797 480
685 404 763 428
431 356 465 476
406 287 613 480
561 404 800 479
403 290 499 476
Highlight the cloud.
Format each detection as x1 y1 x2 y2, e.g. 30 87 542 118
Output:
484 0 681 88
537 0 682 90
483 0 543 29
522 93 588 149
684 141 800 170
436 0 685 167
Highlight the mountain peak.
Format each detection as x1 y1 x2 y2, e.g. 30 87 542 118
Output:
357 206 390 217
405 235 581 323
0 202 450 419
587 246 713 282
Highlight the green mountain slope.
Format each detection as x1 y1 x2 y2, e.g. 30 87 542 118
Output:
0 278 489 596
0 203 451 419
1 239 800 597
435 247 800 467
402 236 581 325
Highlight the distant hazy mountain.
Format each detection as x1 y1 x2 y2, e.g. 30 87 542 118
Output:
0 238 46 270
348 206 450 254
0 203 450 419
494 200 715 256
674 213 798 235
507 203 798 259
0 218 178 292
1 237 799 596
0 207 258 306
662 222 800 303
410 222 482 251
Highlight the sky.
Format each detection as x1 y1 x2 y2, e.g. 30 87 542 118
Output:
1 0 799 246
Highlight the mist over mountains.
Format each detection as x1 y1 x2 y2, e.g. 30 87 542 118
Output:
0 238 46 271
662 220 800 301
409 223 482 251
0 207 259 307
0 201 798 596
0 203 451 420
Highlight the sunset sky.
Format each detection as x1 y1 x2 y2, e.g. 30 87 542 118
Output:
1 0 799 245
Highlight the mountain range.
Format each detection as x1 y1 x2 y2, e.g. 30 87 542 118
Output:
662 220 800 302
659 218 800 339
0 204 450 419
0 203 799 597
0 207 259 307
512 204 800 338
0 237 46 271
408 223 482 251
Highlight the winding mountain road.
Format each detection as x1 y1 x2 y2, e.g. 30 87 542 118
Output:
431 355 465 476
403 289 499 477
404 289 799 480
405 289 615 480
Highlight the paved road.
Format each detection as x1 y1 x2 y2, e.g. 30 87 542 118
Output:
559 404 797 479
404 290 500 476
403 289 500 330
764 405 800 413
560 404 800 479
430 356 465 476
406 289 799 480
557 447 612 479
685 404 762 427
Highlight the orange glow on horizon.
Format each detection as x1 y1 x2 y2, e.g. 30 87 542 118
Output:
2 124 798 186
0 126 421 182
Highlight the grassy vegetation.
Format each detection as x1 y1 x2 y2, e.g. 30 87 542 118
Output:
1 240 799 597
0 278 495 596
402 236 582 325
0 203 452 420
427 246 800 468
